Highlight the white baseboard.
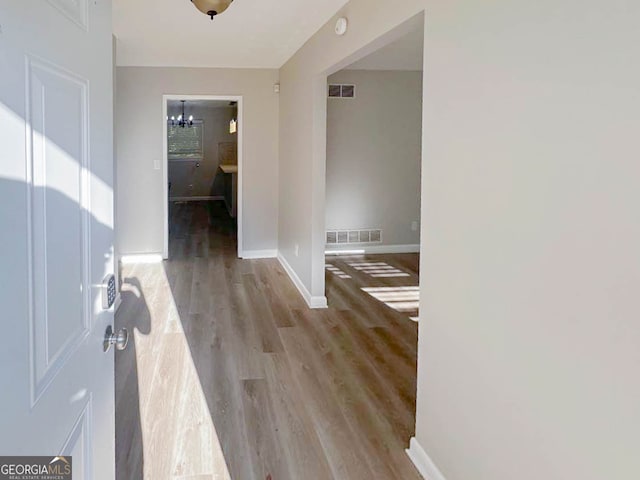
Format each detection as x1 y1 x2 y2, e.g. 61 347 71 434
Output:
169 195 224 202
325 244 420 255
277 253 328 309
406 437 447 480
242 250 278 259
120 254 164 265
308 295 328 309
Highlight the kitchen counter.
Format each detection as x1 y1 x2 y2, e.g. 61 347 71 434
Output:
219 164 238 218
219 164 238 174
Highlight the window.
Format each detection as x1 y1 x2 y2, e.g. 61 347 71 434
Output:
168 121 204 160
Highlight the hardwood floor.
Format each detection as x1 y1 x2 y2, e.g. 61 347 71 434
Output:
116 201 420 479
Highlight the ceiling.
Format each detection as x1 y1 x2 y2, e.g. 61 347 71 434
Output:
346 23 424 71
113 0 349 68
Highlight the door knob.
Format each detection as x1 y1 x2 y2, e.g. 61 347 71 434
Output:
103 325 129 352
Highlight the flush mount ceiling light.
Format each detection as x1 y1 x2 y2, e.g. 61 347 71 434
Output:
169 101 194 128
191 0 234 20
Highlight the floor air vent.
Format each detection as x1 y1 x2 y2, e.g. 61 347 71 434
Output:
326 229 382 245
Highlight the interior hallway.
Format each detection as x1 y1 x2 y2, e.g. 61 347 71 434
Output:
115 201 421 479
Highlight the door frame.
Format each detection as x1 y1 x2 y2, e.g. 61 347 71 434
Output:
313 13 425 301
162 94 244 259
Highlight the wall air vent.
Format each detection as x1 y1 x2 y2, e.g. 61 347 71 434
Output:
328 84 356 99
326 229 382 245
328 84 342 98
341 84 355 98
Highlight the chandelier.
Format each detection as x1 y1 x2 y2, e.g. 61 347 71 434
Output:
170 101 194 128
191 0 234 20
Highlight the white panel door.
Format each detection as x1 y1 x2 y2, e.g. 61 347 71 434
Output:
0 0 115 478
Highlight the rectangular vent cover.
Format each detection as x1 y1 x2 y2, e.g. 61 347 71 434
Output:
328 84 356 99
326 229 382 245
328 84 342 98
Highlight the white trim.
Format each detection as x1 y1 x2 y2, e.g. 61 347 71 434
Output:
237 99 244 258
309 296 329 309
242 250 278 259
277 253 328 309
169 195 224 202
406 437 447 480
162 94 244 260
325 244 420 255
162 99 169 260
120 254 164 265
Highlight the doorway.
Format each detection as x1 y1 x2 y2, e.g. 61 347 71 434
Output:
323 17 424 322
162 95 243 259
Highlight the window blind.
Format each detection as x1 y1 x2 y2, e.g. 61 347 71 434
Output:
168 121 204 159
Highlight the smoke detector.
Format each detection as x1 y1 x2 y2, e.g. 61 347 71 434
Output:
335 17 348 36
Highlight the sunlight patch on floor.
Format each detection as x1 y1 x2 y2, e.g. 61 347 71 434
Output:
121 263 232 480
347 262 411 278
325 263 352 279
361 286 420 319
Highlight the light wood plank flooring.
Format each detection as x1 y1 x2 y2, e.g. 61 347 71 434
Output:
116 201 420 479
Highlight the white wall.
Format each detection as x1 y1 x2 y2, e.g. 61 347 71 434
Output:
326 69 422 250
416 0 640 479
116 67 279 256
279 0 640 479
